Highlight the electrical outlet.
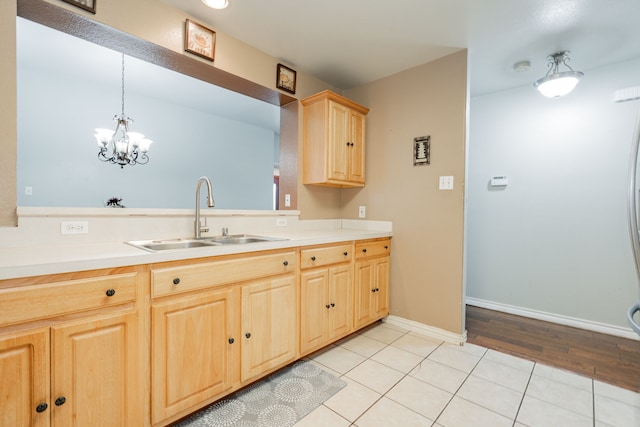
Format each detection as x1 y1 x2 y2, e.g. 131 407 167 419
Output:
439 176 454 190
359 206 366 218
24 186 33 196
285 194 291 207
276 218 288 227
61 221 89 235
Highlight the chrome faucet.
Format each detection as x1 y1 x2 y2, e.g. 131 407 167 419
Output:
195 176 215 239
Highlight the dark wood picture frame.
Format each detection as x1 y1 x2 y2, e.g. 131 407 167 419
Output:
276 63 297 94
184 19 216 62
60 0 96 14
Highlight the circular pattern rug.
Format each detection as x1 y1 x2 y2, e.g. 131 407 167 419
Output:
174 360 346 427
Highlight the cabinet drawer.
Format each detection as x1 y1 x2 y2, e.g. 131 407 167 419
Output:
152 251 297 297
0 273 138 328
300 244 353 269
355 239 391 259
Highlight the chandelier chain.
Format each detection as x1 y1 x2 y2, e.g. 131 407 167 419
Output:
120 53 125 117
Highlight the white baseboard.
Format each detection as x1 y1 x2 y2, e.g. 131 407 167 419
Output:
466 297 640 341
384 315 467 345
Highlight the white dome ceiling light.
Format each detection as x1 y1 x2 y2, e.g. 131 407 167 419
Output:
534 51 584 98
201 0 229 9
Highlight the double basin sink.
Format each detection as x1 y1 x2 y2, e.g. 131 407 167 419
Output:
126 234 287 252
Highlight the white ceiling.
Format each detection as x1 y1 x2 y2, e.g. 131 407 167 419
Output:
162 0 640 96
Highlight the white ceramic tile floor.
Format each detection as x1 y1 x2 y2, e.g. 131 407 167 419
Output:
300 322 640 427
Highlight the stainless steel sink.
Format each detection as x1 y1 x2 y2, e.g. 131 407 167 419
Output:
126 235 287 252
203 234 288 245
125 238 221 252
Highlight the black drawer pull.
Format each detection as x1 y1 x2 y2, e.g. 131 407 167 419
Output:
105 289 115 297
245 332 251 339
283 260 289 267
384 245 388 249
311 256 316 261
228 338 235 344
331 303 335 307
173 278 180 285
55 397 66 406
36 403 48 413
325 304 331 309
344 252 348 256
362 248 367 253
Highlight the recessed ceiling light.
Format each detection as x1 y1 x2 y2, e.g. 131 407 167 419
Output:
202 0 229 9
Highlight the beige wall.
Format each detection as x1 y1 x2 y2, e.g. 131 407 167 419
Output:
0 1 17 226
344 50 468 334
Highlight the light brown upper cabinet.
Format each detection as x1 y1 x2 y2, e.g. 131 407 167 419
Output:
302 90 369 187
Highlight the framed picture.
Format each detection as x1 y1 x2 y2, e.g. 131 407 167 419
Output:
184 19 216 62
413 136 430 166
276 63 297 94
60 0 96 14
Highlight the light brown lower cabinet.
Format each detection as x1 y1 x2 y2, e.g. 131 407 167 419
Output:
0 328 48 427
354 239 391 328
151 286 240 424
0 312 141 427
0 239 390 427
0 269 144 427
300 247 353 355
150 250 298 425
240 276 298 382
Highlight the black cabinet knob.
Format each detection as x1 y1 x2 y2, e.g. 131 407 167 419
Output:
331 303 335 307
362 248 367 253
245 332 251 339
283 260 289 266
384 245 388 249
54 397 66 406
325 304 331 309
173 278 180 285
105 289 115 297
228 338 235 344
311 256 316 261
343 252 348 256
36 403 48 413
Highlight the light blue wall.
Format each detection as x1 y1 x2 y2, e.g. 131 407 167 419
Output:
467 58 640 329
17 65 276 209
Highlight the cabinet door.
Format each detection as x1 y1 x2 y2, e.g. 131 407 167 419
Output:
373 258 390 318
151 287 239 424
327 100 350 181
353 259 375 328
348 109 366 183
327 264 353 339
300 269 329 354
51 312 140 427
241 276 297 382
0 329 49 427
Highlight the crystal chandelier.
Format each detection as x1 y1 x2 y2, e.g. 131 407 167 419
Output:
534 51 584 98
94 53 153 168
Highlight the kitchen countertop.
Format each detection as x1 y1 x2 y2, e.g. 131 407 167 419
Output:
0 228 392 280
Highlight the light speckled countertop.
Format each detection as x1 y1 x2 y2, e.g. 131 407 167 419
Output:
0 228 392 280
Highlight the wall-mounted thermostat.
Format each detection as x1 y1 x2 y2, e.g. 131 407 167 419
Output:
490 176 508 186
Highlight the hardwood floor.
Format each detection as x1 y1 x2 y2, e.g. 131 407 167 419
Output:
465 305 640 393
